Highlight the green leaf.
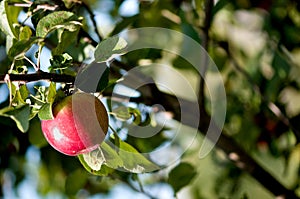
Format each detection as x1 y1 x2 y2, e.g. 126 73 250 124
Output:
167 162 197 194
96 66 110 92
180 21 201 44
6 35 15 53
94 36 128 63
8 37 41 59
75 62 109 93
78 153 114 176
112 106 132 121
80 142 123 171
78 139 159 174
19 84 29 101
82 146 106 171
112 106 141 124
38 103 54 120
49 53 73 72
47 82 56 103
11 84 29 106
65 169 88 196
0 0 21 38
110 15 138 36
126 126 168 152
212 0 230 17
28 117 48 148
19 26 32 40
101 142 123 168
118 140 159 173
0 104 30 133
36 11 81 38
52 27 80 55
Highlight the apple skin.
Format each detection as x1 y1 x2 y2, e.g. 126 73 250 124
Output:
41 93 108 156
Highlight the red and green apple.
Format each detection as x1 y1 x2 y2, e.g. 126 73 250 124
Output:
41 93 109 156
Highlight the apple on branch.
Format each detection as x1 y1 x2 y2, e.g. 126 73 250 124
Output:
41 93 109 156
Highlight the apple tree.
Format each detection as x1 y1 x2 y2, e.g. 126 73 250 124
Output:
0 0 299 198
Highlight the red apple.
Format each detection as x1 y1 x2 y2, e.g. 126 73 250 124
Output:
41 93 109 156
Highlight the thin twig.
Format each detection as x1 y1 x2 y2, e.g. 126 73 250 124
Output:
81 1 103 41
36 45 43 71
24 56 38 71
7 2 31 7
8 1 58 11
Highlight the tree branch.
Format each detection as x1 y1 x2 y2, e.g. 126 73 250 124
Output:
198 0 214 132
0 72 75 83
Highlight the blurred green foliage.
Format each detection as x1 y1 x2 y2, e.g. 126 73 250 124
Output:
0 0 299 198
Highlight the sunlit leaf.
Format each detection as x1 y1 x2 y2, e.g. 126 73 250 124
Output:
47 82 56 103
19 26 32 40
94 36 128 63
118 140 159 173
49 53 73 71
78 152 114 176
36 11 81 38
100 142 123 169
0 0 21 38
10 84 29 106
112 106 141 124
80 142 123 172
79 138 159 174
82 147 106 171
112 106 132 121
38 103 54 120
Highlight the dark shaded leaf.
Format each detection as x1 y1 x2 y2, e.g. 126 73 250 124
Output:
0 104 30 133
8 37 41 59
28 117 48 148
168 162 197 194
212 0 230 17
